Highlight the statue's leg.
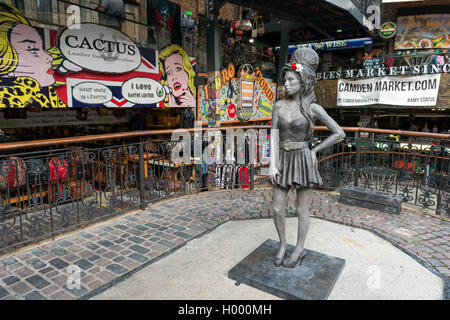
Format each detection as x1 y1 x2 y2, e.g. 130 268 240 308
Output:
283 188 312 268
273 185 289 266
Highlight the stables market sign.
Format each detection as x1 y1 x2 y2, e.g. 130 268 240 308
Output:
317 63 450 80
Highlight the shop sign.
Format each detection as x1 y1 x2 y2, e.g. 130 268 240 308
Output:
254 67 274 102
379 22 397 39
275 38 373 55
395 14 450 49
317 63 450 80
59 23 141 74
0 110 129 128
219 63 235 89
239 65 255 122
337 74 441 106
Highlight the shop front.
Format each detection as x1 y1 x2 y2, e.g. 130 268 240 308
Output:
0 2 200 143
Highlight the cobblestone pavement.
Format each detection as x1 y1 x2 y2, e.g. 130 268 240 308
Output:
0 188 448 300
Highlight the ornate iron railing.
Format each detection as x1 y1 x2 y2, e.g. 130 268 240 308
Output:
0 126 448 254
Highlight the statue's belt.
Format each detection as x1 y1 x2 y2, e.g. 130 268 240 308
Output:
280 140 308 151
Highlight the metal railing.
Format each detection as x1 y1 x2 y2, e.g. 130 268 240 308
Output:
0 125 448 254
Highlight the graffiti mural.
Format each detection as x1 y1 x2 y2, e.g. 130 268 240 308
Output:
197 73 275 124
0 3 196 109
0 3 65 108
159 44 197 107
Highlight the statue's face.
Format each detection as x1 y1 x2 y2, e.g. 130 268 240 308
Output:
283 70 301 96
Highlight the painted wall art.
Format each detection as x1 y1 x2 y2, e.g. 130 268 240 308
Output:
0 3 196 109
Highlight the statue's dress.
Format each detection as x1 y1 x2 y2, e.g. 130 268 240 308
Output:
271 108 323 190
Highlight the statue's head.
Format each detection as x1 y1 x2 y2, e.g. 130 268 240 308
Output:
281 47 318 96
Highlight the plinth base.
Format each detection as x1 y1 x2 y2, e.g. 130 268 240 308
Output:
228 239 345 300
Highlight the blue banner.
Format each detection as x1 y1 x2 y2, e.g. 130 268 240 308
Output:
275 37 373 55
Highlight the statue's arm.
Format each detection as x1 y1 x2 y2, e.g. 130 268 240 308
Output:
269 101 281 175
311 103 345 154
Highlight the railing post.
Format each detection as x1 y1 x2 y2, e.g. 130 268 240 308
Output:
354 131 361 187
139 141 146 210
250 164 254 190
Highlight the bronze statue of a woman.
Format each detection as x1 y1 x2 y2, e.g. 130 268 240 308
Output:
269 47 345 268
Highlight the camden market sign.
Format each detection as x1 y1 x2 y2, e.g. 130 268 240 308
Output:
317 63 450 80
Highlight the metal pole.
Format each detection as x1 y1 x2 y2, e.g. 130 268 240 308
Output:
139 141 146 210
354 131 361 187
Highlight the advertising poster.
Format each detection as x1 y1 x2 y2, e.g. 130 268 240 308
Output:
337 74 441 107
0 3 196 109
395 14 450 49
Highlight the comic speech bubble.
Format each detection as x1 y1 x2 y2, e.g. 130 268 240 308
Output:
59 23 141 73
73 82 112 104
121 77 171 105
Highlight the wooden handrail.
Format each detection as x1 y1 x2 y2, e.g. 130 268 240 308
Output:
0 125 448 152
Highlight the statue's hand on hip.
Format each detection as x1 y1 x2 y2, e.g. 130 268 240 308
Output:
269 167 281 184
311 150 318 167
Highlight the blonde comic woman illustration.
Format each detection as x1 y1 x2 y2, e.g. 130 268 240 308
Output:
0 3 66 108
159 44 196 107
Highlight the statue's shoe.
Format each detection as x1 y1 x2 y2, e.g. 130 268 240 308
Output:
282 250 306 269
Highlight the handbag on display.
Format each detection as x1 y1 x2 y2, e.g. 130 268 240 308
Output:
251 18 258 38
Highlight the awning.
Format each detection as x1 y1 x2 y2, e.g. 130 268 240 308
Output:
227 0 373 43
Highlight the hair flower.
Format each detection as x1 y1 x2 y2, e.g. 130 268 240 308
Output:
291 62 303 73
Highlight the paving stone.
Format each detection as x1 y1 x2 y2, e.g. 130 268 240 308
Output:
114 238 126 244
133 225 148 232
145 222 161 229
149 236 161 242
88 255 101 262
84 242 100 250
79 232 94 239
128 236 145 244
98 240 114 248
114 224 129 230
25 275 50 290
106 264 128 275
130 245 150 254
24 291 47 300
56 239 74 248
3 276 20 286
63 254 81 263
102 252 118 260
1 257 18 266
25 258 47 270
42 285 59 296
128 253 148 263
51 274 69 286
50 248 68 256
87 279 104 290
49 258 69 270
63 284 88 297
173 231 192 239
0 286 9 299
50 290 74 300
159 240 176 248
15 267 34 278
169 224 185 231
30 248 48 258
176 216 192 222
96 271 116 282
121 259 140 270
74 259 94 270
10 282 32 295
113 257 126 263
